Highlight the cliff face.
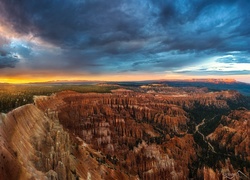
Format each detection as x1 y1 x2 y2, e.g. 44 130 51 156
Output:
34 91 195 179
208 109 250 163
34 90 248 179
0 88 249 179
0 105 49 180
0 104 135 180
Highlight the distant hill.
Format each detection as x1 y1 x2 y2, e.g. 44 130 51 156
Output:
112 79 250 96
3 78 249 96
162 81 250 96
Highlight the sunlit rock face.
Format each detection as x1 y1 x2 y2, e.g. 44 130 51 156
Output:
0 105 48 180
208 109 250 162
0 103 136 180
0 89 249 179
34 91 195 179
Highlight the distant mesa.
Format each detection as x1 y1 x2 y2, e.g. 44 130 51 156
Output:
156 78 237 84
188 78 237 84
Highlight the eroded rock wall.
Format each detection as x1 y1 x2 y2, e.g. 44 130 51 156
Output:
0 89 248 180
0 103 135 180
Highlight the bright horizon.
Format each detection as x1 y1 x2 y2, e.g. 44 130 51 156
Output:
0 1 250 84
1 74 250 84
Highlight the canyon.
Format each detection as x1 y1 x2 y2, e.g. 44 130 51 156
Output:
0 84 249 179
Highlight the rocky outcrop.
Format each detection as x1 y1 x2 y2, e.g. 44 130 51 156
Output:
197 167 219 180
207 109 250 177
0 104 135 180
208 109 249 158
0 105 52 179
0 88 248 179
33 91 198 179
36 90 238 179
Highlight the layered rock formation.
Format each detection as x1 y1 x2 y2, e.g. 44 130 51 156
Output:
0 87 249 179
206 109 250 178
34 91 194 179
208 109 249 159
0 104 135 180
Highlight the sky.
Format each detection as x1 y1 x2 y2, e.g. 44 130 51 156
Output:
0 0 250 83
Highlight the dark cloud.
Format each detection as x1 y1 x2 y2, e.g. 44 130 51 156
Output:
1 0 249 52
0 0 249 77
0 0 146 49
0 36 20 68
0 49 8 57
0 53 19 68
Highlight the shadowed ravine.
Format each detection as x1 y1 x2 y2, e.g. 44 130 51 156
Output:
195 118 216 154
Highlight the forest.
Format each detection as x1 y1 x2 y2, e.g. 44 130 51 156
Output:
0 84 117 113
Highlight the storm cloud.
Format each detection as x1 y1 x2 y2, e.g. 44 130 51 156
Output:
0 0 249 80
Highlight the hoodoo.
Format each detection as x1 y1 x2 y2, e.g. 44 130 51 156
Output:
0 88 249 179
